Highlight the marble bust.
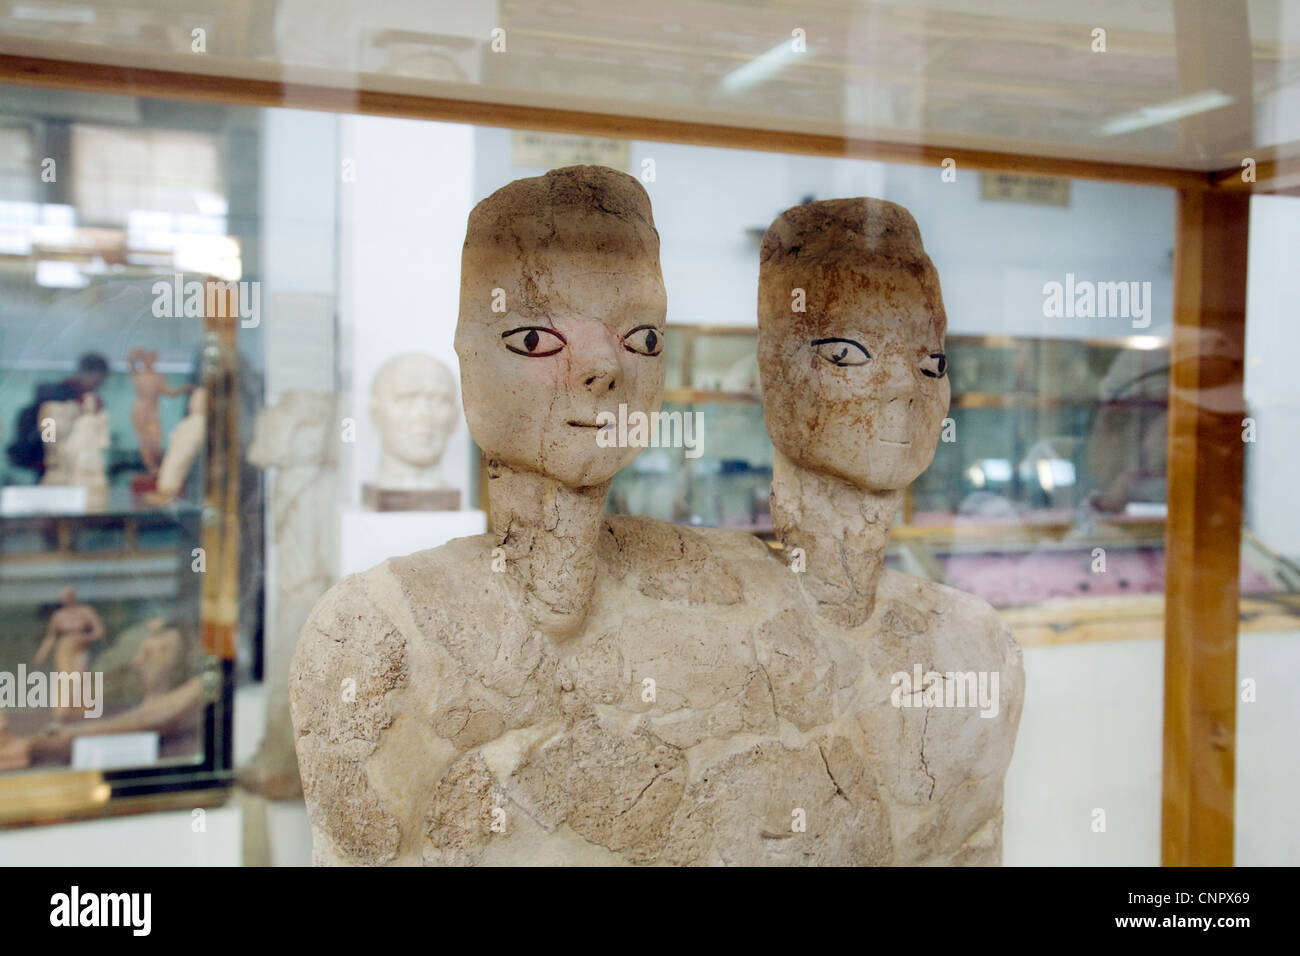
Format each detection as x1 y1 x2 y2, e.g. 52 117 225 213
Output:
368 353 459 495
290 170 1023 866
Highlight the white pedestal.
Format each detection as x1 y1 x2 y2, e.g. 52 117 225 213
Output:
339 507 486 577
0 806 242 866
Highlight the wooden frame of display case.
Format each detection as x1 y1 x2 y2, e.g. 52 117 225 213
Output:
2 9 1291 862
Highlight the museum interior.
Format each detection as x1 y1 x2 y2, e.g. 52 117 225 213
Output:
0 0 1296 867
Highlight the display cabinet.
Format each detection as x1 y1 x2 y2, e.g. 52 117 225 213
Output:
613 327 1179 532
0 0 1295 867
610 324 769 531
609 324 1300 637
0 284 238 825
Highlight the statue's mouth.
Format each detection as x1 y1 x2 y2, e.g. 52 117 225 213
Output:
879 438 911 446
567 419 614 430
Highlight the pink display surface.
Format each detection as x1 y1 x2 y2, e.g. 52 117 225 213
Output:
936 547 1276 608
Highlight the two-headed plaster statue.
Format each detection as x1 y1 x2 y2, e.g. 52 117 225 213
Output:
290 168 1022 866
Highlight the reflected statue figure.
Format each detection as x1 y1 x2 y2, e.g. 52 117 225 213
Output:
35 399 80 485
127 348 194 475
242 390 338 799
144 387 207 506
34 586 105 722
133 618 183 702
42 394 109 509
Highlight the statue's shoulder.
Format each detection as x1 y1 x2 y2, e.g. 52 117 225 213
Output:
293 531 499 677
600 516 781 606
294 569 399 669
878 569 1022 671
289 569 408 865
378 532 500 623
385 531 496 574
289 533 496 866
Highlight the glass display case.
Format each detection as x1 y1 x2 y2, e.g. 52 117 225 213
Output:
607 324 1299 623
610 325 770 531
0 0 1294 874
0 126 243 819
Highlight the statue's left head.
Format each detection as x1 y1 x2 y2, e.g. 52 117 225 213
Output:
454 165 667 489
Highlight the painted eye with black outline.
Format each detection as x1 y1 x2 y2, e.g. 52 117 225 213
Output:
920 352 947 379
811 337 870 367
622 324 664 357
502 326 566 357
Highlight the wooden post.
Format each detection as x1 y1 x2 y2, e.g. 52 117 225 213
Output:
200 278 241 662
1161 188 1249 866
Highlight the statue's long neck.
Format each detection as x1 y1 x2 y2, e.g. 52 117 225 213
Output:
488 461 607 640
769 450 901 629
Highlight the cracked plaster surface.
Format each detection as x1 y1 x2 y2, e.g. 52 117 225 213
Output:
289 174 1023 867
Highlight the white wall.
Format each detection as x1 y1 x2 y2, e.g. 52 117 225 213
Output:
260 108 338 396
1003 629 1300 866
255 107 340 699
0 806 241 866
473 129 1177 339
884 165 1176 340
337 115 477 507
1003 639 1163 865
1244 194 1300 563
1235 630 1300 865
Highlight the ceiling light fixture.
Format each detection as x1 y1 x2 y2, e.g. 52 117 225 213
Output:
1099 89 1233 136
719 40 798 94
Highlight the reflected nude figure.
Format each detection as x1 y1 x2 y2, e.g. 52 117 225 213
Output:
128 348 194 475
133 619 183 701
0 709 31 771
34 586 105 721
7 612 199 765
291 171 1021 867
143 387 207 505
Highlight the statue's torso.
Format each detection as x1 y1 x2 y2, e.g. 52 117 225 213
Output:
290 518 1021 866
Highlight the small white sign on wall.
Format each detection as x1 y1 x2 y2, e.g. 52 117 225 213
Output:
511 131 630 172
71 732 161 771
980 172 1071 207
0 485 87 516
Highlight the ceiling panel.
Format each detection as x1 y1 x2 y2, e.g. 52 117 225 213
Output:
0 0 1295 172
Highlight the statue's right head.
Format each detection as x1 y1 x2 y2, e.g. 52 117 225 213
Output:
757 198 951 492
454 165 666 489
